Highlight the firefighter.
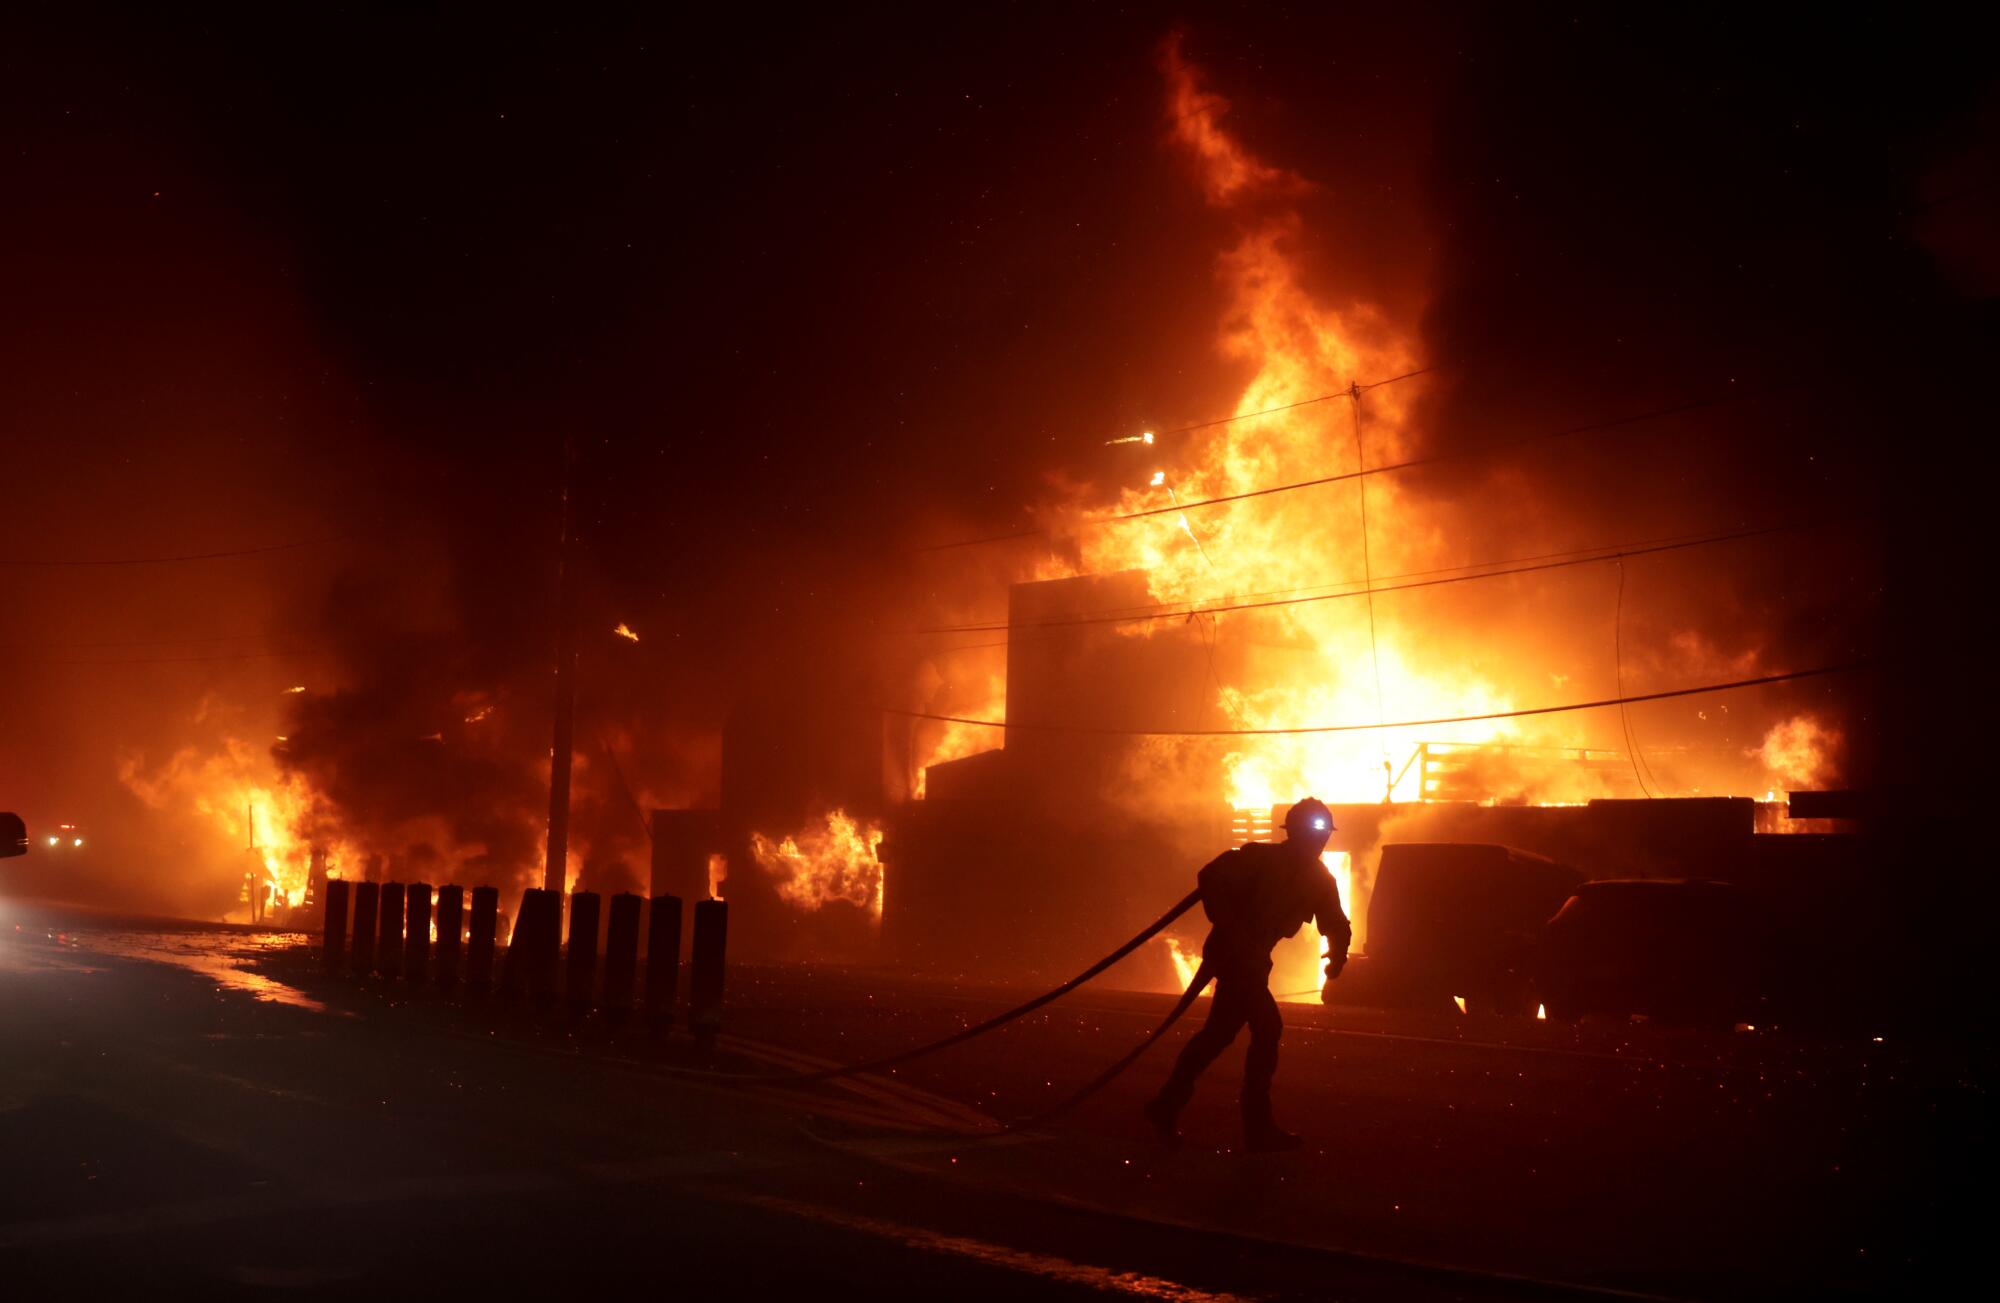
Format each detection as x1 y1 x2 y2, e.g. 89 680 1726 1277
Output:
1144 796 1350 1152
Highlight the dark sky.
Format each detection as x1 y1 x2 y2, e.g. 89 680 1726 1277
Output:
2 5 1992 907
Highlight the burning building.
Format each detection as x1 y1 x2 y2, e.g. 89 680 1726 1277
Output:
878 39 1880 1003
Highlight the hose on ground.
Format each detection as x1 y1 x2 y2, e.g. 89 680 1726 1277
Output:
662 887 1204 1087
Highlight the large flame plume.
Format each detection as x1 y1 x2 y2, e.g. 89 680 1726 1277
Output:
749 809 886 920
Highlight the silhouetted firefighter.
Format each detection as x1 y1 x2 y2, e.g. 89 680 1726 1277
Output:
1145 797 1350 1152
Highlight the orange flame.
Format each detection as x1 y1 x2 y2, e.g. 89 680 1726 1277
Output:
1755 713 1842 789
120 738 356 916
1036 44 1538 809
750 809 885 919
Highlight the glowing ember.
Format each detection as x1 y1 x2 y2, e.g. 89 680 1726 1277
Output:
612 622 640 642
750 809 884 919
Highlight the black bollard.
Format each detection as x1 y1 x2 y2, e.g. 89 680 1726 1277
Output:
466 886 498 992
322 878 351 972
503 889 562 1002
565 891 601 1012
434 886 464 989
529 890 563 1001
645 894 683 1026
498 891 531 1000
690 898 728 1046
350 882 380 975
403 883 432 986
377 883 406 980
603 892 642 1015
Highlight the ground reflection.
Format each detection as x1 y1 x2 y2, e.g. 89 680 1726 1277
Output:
79 929 330 1013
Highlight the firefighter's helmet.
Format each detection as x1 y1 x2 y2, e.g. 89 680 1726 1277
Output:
1283 797 1335 838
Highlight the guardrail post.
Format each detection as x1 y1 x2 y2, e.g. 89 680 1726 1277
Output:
322 878 350 972
603 892 642 1016
467 886 497 993
645 894 683 1027
565 891 601 1013
503 888 562 1002
377 883 405 979
690 898 727 1047
351 882 380 975
403 883 432 986
434 886 463 989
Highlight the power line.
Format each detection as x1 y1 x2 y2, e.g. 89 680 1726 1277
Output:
1110 387 1764 526
879 661 1868 738
912 366 1440 552
1134 365 1437 442
1350 381 1389 747
921 520 1806 635
0 648 325 668
0 532 375 568
915 520 1816 637
911 383 1768 552
1613 560 1656 799
0 629 310 652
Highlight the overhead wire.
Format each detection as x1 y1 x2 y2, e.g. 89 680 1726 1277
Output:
878 661 1869 738
0 531 378 568
914 519 1831 639
1350 381 1390 777
913 520 1822 638
911 380 1773 553
1613 560 1656 799
0 647 329 667
911 365 1441 552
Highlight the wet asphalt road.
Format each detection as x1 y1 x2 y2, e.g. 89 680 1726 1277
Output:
1 899 1989 1299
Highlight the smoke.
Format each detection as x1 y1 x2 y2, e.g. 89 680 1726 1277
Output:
4 9 1983 934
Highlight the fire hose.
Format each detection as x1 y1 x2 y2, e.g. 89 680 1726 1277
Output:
654 887 1211 1124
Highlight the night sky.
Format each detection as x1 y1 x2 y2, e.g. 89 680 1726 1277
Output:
2 6 1992 909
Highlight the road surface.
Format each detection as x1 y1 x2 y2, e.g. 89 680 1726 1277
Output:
1 899 1987 1298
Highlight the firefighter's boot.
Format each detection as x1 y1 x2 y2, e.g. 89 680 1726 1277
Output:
1243 1122 1303 1153
1242 1096 1301 1153
1143 1088 1187 1147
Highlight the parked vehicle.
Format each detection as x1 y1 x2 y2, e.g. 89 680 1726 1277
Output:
1351 842 1585 1015
1539 879 1771 1025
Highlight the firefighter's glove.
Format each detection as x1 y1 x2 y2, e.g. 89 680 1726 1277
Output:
1323 951 1348 982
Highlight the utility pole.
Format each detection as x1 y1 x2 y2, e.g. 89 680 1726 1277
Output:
543 440 578 895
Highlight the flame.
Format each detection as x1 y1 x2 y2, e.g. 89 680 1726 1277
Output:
707 852 728 901
1162 934 1202 989
119 738 356 916
912 668 1005 798
1036 46 1537 810
1754 713 1842 789
749 809 885 919
613 622 640 642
